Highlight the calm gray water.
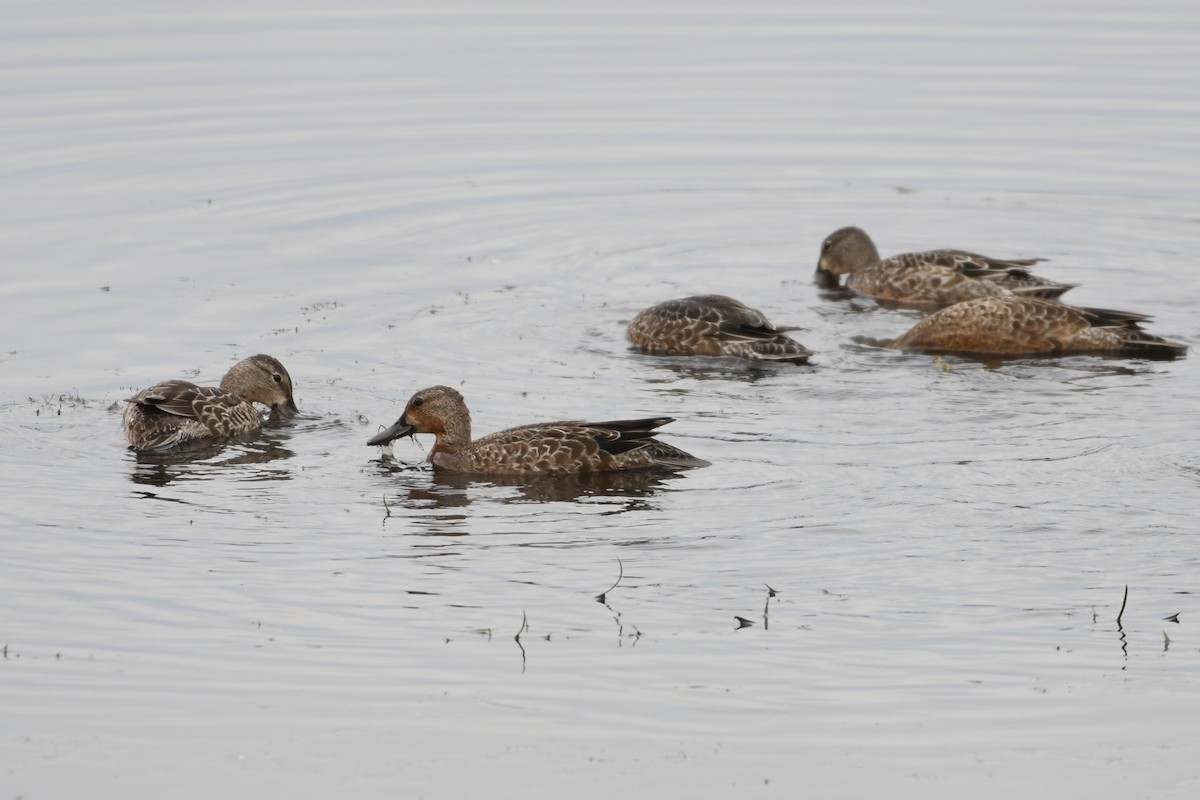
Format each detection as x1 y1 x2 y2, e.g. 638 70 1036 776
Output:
2 1 1199 797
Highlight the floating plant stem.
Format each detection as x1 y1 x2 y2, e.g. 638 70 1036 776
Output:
595 558 624 603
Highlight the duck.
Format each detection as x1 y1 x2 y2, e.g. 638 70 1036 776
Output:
123 354 299 450
815 226 1076 308
367 385 709 475
627 294 812 363
888 297 1187 358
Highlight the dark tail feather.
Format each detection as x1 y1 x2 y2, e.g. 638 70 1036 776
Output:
1012 282 1078 300
593 417 674 432
593 418 677 456
1077 306 1156 325
1076 305 1187 359
1126 335 1188 360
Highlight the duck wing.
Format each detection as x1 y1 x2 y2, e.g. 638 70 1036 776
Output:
128 380 240 420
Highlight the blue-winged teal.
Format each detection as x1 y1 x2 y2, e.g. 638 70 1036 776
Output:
889 297 1187 358
367 385 709 475
123 354 299 450
627 295 812 363
815 226 1076 308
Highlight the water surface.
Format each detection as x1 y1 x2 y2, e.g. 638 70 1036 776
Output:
2 1 1199 797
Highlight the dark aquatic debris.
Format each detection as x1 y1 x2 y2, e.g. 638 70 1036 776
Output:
515 609 528 640
595 559 624 603
515 610 528 673
1117 584 1129 625
734 616 755 629
1163 613 1180 624
763 584 777 630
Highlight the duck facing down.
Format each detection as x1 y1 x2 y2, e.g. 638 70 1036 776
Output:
367 385 709 476
815 226 1075 308
888 297 1187 359
627 294 812 363
123 354 299 450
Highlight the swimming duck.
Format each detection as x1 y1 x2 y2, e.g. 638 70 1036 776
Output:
888 297 1187 358
815 226 1075 308
627 294 812 363
123 354 299 450
367 385 709 475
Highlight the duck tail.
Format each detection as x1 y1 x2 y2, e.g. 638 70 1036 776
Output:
1012 281 1078 300
1125 334 1188 360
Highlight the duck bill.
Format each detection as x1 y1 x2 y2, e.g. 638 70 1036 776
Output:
275 397 301 419
367 415 415 447
813 264 842 289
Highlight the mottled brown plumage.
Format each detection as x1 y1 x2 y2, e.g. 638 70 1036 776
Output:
627 295 812 363
367 385 709 476
815 226 1075 308
889 297 1187 358
123 354 299 450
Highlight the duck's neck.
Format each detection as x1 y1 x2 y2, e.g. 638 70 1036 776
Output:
431 414 472 458
850 240 881 271
219 362 254 398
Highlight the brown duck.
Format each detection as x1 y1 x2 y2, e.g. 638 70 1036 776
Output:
123 354 299 450
815 226 1075 308
889 297 1187 358
627 294 812 363
367 385 709 475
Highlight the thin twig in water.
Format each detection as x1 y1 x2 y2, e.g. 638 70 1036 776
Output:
1116 584 1129 625
514 610 528 673
516 609 528 640
596 558 624 603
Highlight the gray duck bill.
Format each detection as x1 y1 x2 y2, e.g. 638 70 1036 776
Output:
367 416 415 446
276 398 301 418
813 264 841 289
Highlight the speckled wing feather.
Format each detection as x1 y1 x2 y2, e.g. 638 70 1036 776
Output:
124 380 262 449
849 252 1007 305
628 295 811 362
131 381 239 418
448 418 705 475
849 250 1072 306
713 308 793 341
925 249 1045 273
889 297 1185 357
943 250 1075 298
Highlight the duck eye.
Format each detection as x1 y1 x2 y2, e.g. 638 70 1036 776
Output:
412 396 424 407
273 373 283 384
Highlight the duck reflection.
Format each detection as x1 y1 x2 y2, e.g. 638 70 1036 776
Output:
632 353 812 383
128 430 296 488
889 347 1179 373
372 456 684 514
487 467 679 504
